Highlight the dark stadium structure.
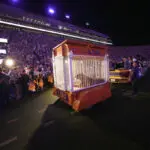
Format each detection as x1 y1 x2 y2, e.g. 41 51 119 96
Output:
0 3 112 67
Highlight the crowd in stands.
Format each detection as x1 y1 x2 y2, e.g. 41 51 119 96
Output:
110 54 150 95
109 54 150 75
0 27 63 110
0 26 64 67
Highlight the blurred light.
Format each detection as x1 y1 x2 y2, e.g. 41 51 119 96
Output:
0 38 8 43
10 0 19 3
65 14 70 19
58 25 63 30
5 58 14 67
0 20 112 45
86 22 90 26
12 0 18 2
0 59 3 65
48 7 55 15
0 49 7 54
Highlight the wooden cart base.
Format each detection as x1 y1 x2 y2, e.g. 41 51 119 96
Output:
53 82 111 111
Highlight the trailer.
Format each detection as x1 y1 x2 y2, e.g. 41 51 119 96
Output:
52 40 111 111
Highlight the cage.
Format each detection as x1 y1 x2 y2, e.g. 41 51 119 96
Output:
53 54 109 91
52 40 111 111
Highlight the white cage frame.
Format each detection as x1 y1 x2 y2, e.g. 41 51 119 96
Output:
52 51 109 92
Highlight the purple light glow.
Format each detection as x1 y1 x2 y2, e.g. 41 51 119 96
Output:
48 8 55 14
65 14 70 19
12 0 19 2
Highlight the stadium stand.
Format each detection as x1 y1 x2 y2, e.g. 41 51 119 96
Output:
0 3 110 43
0 26 64 66
109 46 150 60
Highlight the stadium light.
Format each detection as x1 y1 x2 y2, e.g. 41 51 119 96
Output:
0 20 112 45
48 7 55 15
12 0 18 2
10 0 19 3
0 38 8 43
65 14 70 19
5 58 14 67
85 22 90 26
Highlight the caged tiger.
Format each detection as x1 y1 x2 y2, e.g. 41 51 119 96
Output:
74 73 105 88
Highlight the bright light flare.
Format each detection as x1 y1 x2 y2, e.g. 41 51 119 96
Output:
10 0 19 3
5 58 14 67
48 7 55 14
65 14 70 19
12 0 18 2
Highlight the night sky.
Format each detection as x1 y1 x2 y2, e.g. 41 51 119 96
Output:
1 0 150 46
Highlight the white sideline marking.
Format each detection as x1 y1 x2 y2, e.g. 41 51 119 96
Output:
38 105 48 113
7 118 19 124
0 136 17 148
43 120 55 127
38 108 46 113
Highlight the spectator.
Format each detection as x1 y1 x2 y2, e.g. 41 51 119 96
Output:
28 79 36 94
38 75 44 91
142 61 148 75
0 68 10 108
122 57 131 69
110 59 117 70
132 58 137 62
20 70 29 98
137 63 150 92
128 56 133 68
29 67 34 80
129 61 141 95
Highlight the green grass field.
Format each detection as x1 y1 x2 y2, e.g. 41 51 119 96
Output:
37 84 150 150
77 83 150 149
111 83 150 100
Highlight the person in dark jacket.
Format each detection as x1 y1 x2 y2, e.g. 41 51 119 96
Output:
20 70 29 98
122 57 131 69
0 68 10 109
129 61 141 95
137 64 150 92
